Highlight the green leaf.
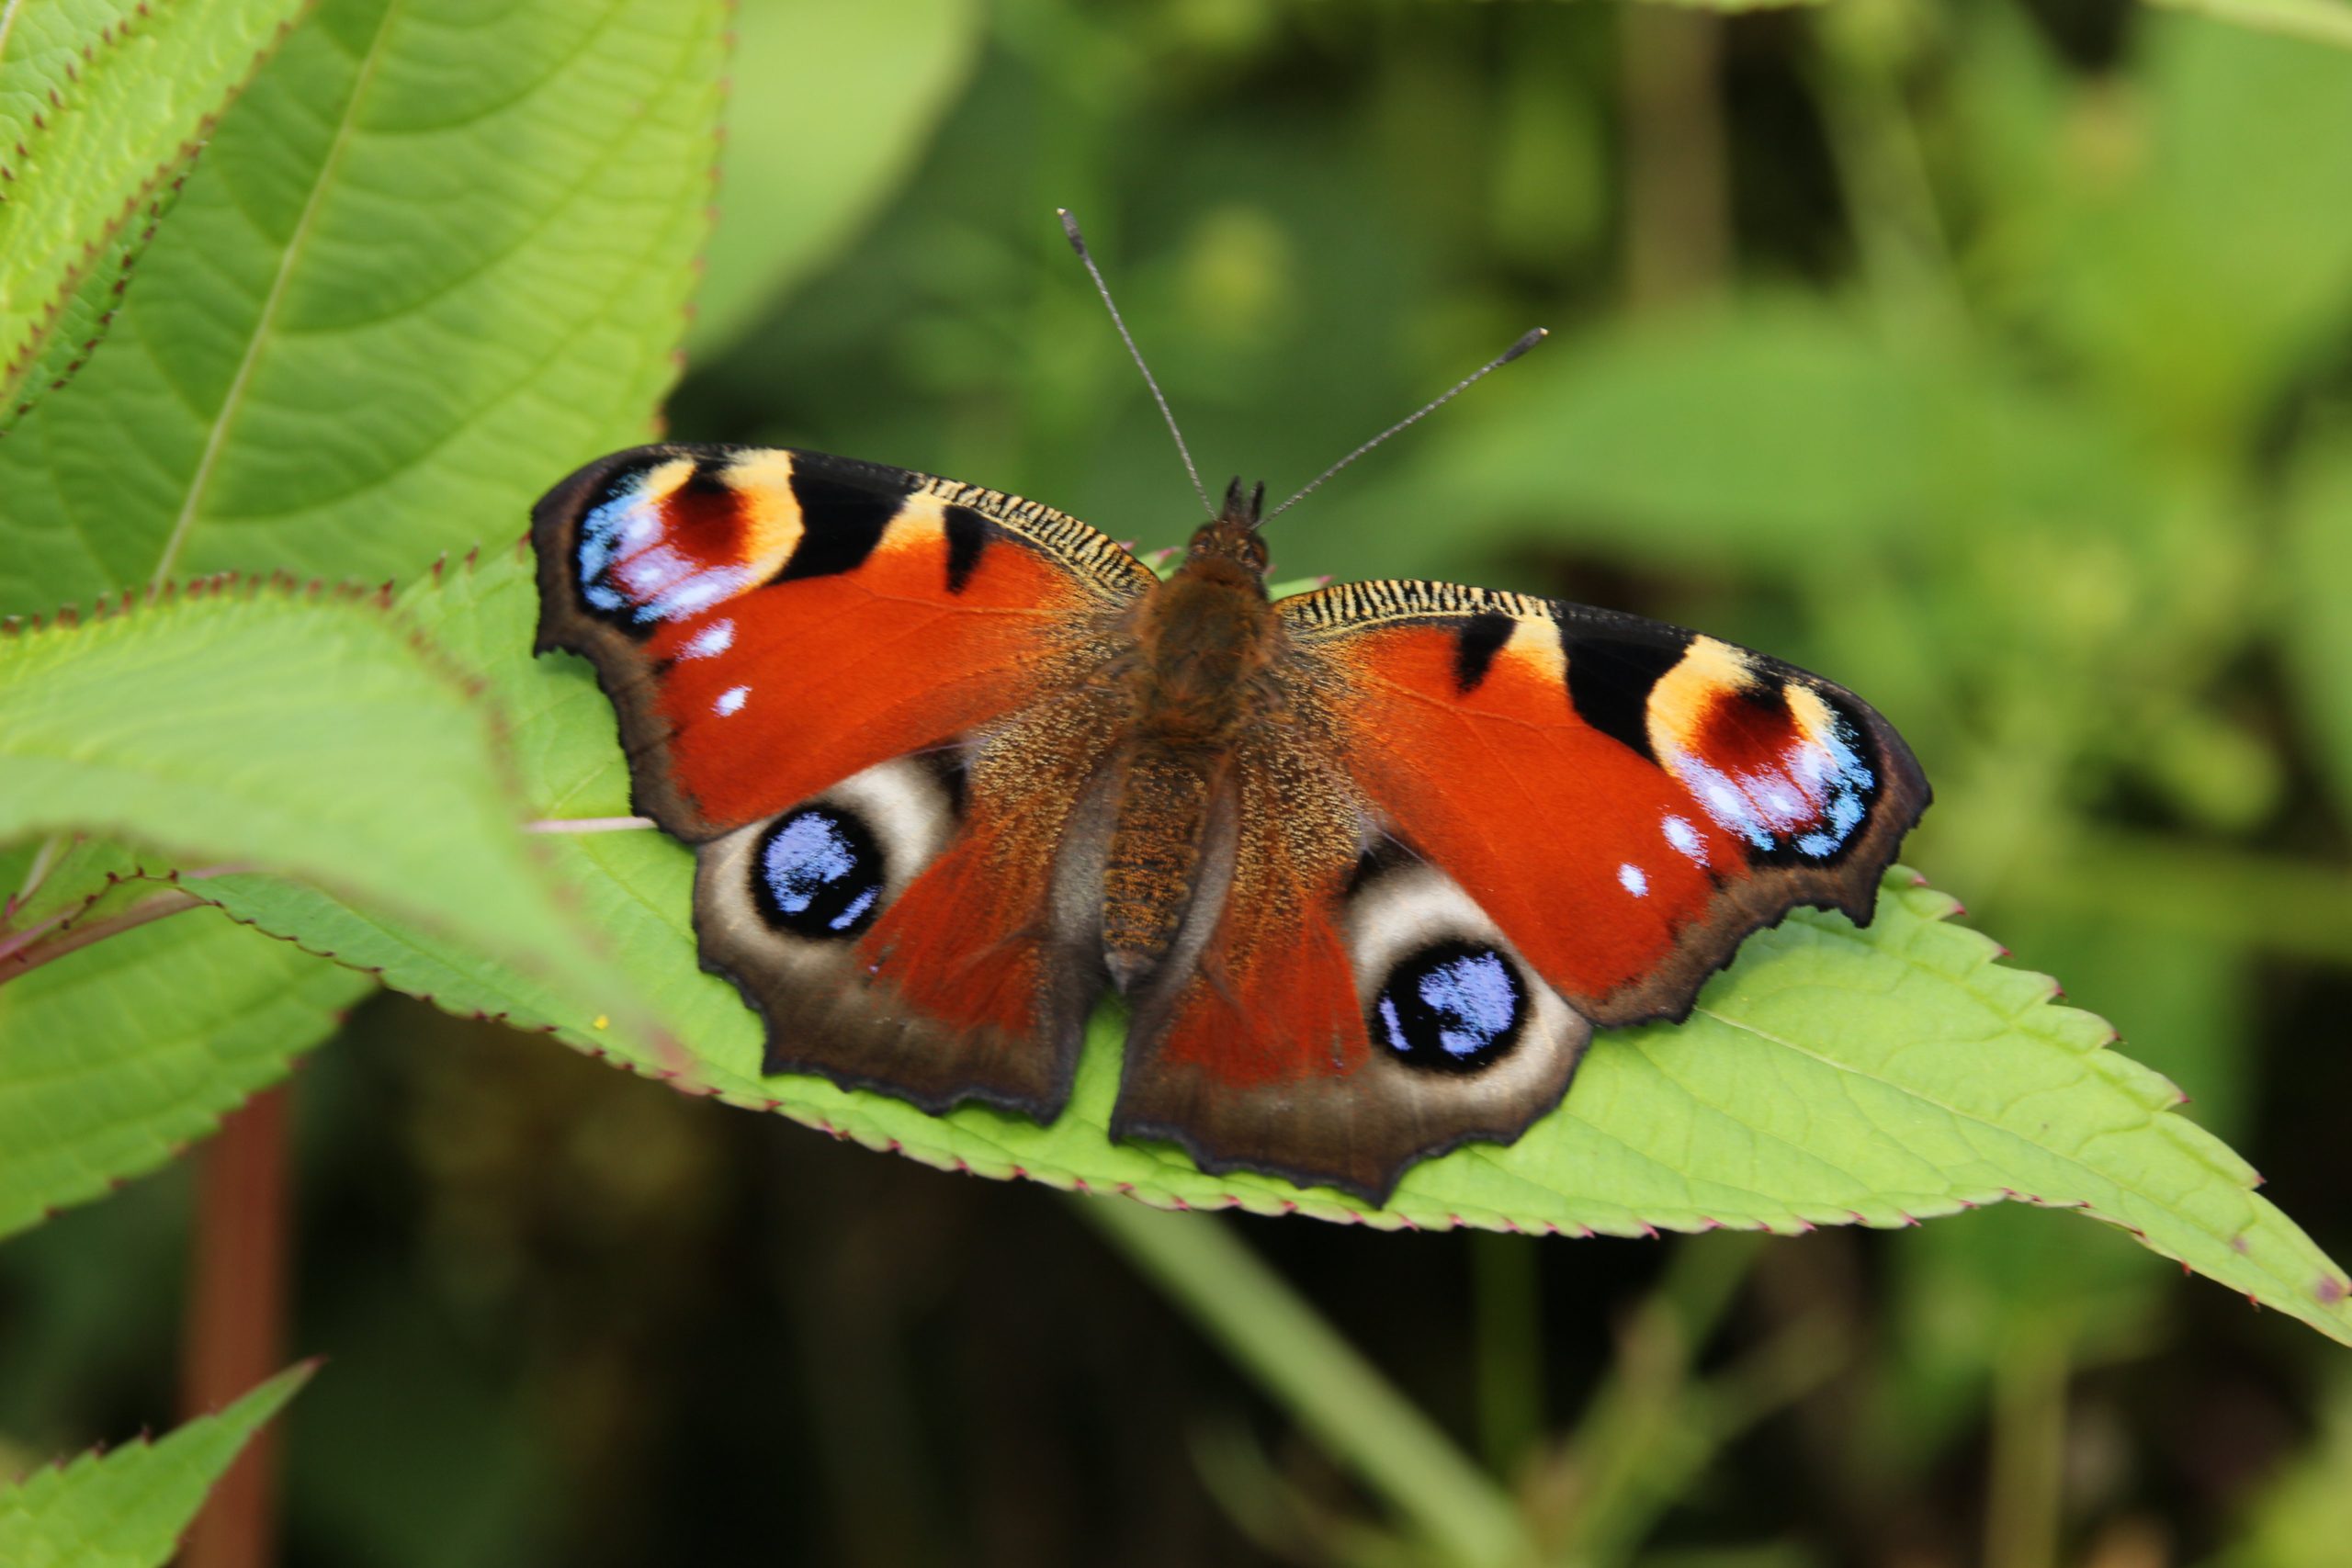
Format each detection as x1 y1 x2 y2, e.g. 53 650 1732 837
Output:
1 837 151 943
2284 445 2352 820
0 905 368 1240
1389 302 1961 570
187 547 2352 1348
0 581 671 1055
2144 0 2352 51
1987 15 2352 446
0 0 726 614
0 0 723 1244
688 0 981 356
6 160 191 436
0 0 307 431
1870 915 2250 1470
0 1361 311 1568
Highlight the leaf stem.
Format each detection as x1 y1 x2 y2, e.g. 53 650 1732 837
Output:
1621 4 1730 311
1472 1232 1544 1478
180 1089 296 1568
1984 1330 2068 1568
1555 1235 1770 1563
0 887 204 984
1081 1199 1533 1568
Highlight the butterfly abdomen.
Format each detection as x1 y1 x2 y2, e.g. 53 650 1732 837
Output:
1101 744 1217 990
1098 533 1283 990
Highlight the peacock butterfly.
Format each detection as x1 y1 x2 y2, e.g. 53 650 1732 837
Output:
529 219 1929 1206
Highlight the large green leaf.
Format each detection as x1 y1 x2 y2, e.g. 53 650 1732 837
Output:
687 0 981 357
0 1363 310 1568
1871 913 2250 1471
0 0 308 431
0 581 673 1064
0 0 725 615
1985 15 2352 446
1382 302 1979 570
2146 0 2352 51
0 0 722 1236
0 906 368 1240
185 547 2352 1348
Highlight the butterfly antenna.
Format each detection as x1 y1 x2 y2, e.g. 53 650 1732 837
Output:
1263 328 1548 525
1058 209 1214 518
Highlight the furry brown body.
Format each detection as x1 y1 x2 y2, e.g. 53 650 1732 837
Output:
1100 507 1278 990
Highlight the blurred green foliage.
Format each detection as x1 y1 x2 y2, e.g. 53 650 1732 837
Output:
5 0 2352 1564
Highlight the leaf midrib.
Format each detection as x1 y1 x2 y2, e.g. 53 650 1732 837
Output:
149 0 404 590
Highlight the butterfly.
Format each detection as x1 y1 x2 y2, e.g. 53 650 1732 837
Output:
529 224 1928 1206
530 447 1929 1203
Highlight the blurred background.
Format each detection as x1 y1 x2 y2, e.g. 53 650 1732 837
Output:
6 0 2352 1562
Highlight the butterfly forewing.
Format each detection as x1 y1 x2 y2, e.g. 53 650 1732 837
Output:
532 445 1153 1121
1277 581 1931 1029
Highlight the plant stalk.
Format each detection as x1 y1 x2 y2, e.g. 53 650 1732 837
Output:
180 1087 296 1568
1080 1198 1534 1568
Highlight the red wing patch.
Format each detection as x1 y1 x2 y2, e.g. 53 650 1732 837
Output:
645 524 1100 830
532 444 1152 840
1151 901 1365 1091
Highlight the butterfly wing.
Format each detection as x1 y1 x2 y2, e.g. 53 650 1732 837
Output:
532 445 1153 1116
1111 712 1597 1204
1113 580 1928 1205
1281 581 1929 1024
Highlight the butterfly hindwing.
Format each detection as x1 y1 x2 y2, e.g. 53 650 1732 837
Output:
1110 718 1595 1203
695 691 1126 1117
532 445 1155 1119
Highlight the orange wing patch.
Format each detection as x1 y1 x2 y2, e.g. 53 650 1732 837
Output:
532 444 1152 840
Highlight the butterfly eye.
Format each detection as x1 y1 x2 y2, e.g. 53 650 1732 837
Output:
1373 940 1528 1073
751 807 887 939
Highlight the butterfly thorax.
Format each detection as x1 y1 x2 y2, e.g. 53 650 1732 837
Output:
1099 508 1280 991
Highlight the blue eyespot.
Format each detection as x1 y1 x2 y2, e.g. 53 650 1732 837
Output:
1374 942 1527 1073
752 807 885 939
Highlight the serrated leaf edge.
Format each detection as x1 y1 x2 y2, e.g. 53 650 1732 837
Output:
0 563 682 1059
0 6 311 428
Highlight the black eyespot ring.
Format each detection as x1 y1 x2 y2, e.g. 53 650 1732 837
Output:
750 807 885 940
1373 940 1527 1074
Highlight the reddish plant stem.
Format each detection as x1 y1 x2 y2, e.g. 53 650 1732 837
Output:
0 888 203 981
180 1087 295 1568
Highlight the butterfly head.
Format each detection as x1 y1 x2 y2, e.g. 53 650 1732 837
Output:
1182 476 1269 578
